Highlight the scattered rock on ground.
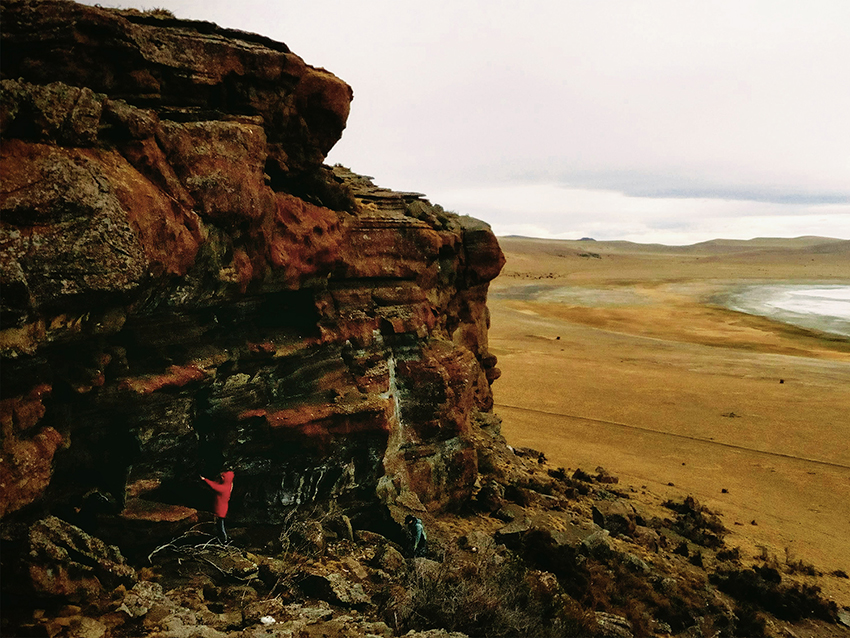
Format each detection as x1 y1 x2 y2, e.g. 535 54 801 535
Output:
595 611 634 638
300 570 372 608
27 516 137 602
592 500 638 537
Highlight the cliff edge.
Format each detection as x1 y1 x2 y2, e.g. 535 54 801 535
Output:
2 3 846 638
1 0 503 530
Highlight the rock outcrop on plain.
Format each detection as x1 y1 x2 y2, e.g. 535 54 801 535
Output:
3 4 846 638
0 0 503 536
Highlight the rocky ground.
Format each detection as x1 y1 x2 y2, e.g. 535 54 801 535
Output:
3 415 848 638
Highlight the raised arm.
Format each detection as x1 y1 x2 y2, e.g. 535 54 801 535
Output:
201 476 228 494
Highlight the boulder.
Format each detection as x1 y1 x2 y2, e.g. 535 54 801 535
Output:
202 551 259 580
356 529 407 561
592 500 637 537
838 609 850 628
595 611 634 638
494 517 532 547
374 543 406 573
493 503 527 523
299 571 372 608
26 516 136 602
581 529 613 558
118 581 165 618
475 479 505 513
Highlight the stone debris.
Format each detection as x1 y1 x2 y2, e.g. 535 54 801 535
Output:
300 570 373 608
592 499 638 537
27 516 137 602
595 611 635 638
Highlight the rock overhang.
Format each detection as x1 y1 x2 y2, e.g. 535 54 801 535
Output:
0 0 505 543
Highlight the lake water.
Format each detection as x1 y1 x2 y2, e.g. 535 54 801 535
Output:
721 285 850 338
492 282 850 338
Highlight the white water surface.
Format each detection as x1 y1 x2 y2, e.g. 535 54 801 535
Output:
722 285 850 338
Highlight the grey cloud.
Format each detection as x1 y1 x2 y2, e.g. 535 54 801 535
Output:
79 0 850 242
496 168 850 207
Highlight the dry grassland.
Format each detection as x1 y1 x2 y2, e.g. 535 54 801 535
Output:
488 236 850 605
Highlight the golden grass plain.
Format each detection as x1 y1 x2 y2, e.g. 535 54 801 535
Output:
488 236 850 606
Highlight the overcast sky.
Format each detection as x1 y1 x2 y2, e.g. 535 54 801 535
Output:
85 1 850 244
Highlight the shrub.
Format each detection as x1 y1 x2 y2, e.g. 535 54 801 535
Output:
730 604 769 638
783 547 818 576
522 527 711 636
710 567 838 622
383 546 595 638
583 555 710 636
715 547 741 562
143 7 176 18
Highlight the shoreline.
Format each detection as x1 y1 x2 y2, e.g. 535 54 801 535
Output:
715 284 850 338
490 279 850 360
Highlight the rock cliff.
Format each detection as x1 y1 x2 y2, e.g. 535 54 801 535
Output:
0 0 504 537
3 4 847 638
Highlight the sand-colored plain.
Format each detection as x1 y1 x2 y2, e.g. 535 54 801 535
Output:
488 236 850 606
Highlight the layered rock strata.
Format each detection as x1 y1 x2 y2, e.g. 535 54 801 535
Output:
0 0 504 537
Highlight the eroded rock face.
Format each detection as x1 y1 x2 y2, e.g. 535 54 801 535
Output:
27 516 137 602
0 0 504 539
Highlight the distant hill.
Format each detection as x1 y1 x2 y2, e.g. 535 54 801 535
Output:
498 235 850 257
687 236 849 253
495 235 850 283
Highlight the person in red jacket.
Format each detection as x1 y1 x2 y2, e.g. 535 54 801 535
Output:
200 470 234 543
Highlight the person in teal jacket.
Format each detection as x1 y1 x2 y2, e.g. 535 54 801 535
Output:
405 514 427 557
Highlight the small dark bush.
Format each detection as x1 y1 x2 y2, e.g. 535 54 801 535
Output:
731 604 769 638
143 7 176 17
710 567 838 622
582 555 707 635
574 481 591 496
662 496 727 548
753 565 781 583
572 468 594 482
548 467 567 480
716 547 741 562
782 547 819 576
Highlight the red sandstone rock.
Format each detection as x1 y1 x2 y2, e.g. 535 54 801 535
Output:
0 0 352 172
0 0 504 539
26 516 137 602
119 364 209 395
262 193 344 286
0 426 64 518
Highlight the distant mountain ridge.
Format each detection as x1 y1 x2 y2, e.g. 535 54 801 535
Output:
498 235 850 256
